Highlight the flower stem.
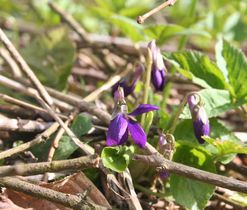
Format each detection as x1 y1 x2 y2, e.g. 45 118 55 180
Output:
167 95 188 134
141 48 152 126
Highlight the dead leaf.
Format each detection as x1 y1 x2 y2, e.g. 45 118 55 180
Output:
5 172 111 210
0 195 32 210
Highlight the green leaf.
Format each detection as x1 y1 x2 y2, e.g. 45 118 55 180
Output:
70 114 92 138
144 24 184 45
203 136 247 164
101 146 135 173
110 15 145 42
54 114 93 160
170 142 216 210
53 136 78 160
220 40 247 99
168 51 227 89
119 6 149 18
21 27 75 90
31 114 92 160
180 89 246 119
144 24 210 45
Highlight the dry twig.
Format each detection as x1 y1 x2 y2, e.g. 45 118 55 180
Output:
0 123 59 160
0 47 22 77
0 93 67 120
137 0 177 24
0 29 54 107
0 115 52 132
134 151 247 194
0 155 99 176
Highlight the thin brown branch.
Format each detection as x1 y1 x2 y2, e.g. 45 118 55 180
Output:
0 76 73 112
213 193 246 210
0 155 99 176
0 104 42 119
73 67 107 80
0 28 54 107
44 86 112 125
226 162 247 177
0 48 22 77
0 123 59 160
0 94 67 120
44 110 79 181
134 152 247 194
137 0 177 24
0 115 52 132
48 1 90 43
47 113 77 162
83 68 130 102
73 33 176 55
0 177 107 210
122 169 143 210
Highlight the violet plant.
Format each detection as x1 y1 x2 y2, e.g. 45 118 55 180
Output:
101 8 247 209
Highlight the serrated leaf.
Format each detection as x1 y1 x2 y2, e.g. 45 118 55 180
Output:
170 142 215 210
21 27 75 90
203 136 247 164
101 146 134 173
220 40 247 99
168 51 227 89
180 89 246 119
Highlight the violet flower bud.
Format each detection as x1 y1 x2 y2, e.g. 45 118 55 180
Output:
187 94 210 144
158 133 175 160
159 170 169 180
112 64 143 98
148 40 166 91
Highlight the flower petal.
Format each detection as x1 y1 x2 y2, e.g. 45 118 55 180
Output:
128 119 147 148
129 104 159 116
193 119 210 144
106 114 128 146
151 69 166 91
193 107 210 144
187 94 198 111
148 40 158 62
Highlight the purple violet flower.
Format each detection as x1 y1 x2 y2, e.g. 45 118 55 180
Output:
187 94 210 144
112 64 143 98
106 104 159 148
148 40 166 91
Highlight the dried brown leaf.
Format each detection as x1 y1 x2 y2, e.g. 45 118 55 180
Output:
5 172 111 210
